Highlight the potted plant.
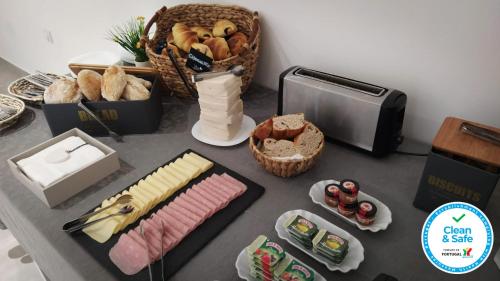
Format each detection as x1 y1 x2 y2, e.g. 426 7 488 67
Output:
108 16 150 67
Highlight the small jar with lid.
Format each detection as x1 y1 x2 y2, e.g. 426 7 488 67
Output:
355 201 377 225
337 201 358 217
338 179 359 204
324 184 340 208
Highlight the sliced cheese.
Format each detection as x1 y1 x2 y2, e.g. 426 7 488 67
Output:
145 175 172 200
188 152 213 171
183 154 208 172
168 163 193 181
137 180 162 204
130 185 154 212
162 165 189 185
175 158 201 177
151 172 176 196
83 206 122 243
157 168 182 189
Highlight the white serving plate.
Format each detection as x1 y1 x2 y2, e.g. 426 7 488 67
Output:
275 209 364 272
309 180 392 232
191 115 256 147
235 245 326 281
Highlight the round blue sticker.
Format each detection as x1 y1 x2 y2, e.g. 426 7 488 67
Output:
421 202 494 274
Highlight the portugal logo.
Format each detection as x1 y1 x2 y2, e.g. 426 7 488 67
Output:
421 202 493 274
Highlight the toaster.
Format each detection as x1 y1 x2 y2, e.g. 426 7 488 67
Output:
278 66 407 156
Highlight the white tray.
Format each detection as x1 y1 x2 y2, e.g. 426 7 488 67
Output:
275 209 364 273
191 115 256 147
235 244 326 281
309 180 392 232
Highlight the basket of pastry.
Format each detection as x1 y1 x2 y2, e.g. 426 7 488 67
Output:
249 113 325 177
41 65 163 137
140 4 260 98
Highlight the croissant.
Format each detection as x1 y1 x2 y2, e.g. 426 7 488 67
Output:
191 43 214 59
190 26 213 41
166 32 174 44
203 37 231 61
227 32 248 56
213 19 238 37
172 23 198 52
162 43 181 58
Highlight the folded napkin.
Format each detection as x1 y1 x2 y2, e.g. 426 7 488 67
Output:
17 136 105 188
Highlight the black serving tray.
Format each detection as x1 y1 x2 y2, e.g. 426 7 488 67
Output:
68 149 265 280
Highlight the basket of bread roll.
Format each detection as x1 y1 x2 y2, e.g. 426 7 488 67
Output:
140 4 260 98
41 65 163 136
249 113 325 177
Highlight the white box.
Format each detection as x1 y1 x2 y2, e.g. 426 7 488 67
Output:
7 128 120 208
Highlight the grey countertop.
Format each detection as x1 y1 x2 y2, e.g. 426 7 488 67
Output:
0 68 499 281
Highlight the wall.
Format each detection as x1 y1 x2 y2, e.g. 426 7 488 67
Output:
1 0 499 143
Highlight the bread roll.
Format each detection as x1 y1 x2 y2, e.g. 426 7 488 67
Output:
44 77 82 104
227 32 248 56
77 70 102 101
172 23 198 52
191 43 214 59
190 26 213 41
101 66 127 101
122 75 150 101
294 124 324 156
203 37 231 61
213 19 237 37
126 74 151 89
262 138 298 158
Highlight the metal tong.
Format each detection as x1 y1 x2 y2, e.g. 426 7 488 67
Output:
140 216 166 281
77 101 123 142
461 122 500 146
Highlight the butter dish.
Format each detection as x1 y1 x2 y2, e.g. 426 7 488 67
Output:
7 128 120 208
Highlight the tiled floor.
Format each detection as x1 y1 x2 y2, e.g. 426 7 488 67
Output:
0 228 46 281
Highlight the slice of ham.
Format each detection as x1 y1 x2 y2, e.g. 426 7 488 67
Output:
211 174 243 196
174 196 210 219
221 173 247 192
192 184 226 209
200 179 232 201
205 177 239 199
186 189 218 213
127 230 157 260
156 208 190 238
140 220 162 260
169 201 203 226
109 234 149 275
163 205 198 231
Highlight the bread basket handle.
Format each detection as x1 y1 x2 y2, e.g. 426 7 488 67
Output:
248 12 260 51
140 6 167 48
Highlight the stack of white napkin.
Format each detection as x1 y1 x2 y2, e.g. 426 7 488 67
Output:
196 74 243 140
17 136 105 187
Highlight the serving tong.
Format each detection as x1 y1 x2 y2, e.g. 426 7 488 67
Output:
140 215 166 281
62 194 133 233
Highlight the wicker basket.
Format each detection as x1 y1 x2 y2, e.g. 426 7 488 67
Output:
141 4 261 98
0 94 25 131
249 121 325 178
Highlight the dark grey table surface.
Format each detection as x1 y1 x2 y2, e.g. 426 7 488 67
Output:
0 66 499 281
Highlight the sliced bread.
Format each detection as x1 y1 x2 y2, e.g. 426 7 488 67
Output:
271 113 305 139
294 124 324 157
262 138 299 158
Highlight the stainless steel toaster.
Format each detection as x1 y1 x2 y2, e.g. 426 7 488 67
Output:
278 66 407 156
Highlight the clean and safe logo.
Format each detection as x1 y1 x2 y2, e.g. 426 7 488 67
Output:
421 202 493 274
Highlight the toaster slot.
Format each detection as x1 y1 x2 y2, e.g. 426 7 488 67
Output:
294 68 386 97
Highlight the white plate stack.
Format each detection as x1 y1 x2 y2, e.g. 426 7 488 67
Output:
196 74 244 141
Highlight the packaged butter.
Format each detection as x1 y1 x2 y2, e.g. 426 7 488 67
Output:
283 215 319 249
246 235 286 269
312 229 349 264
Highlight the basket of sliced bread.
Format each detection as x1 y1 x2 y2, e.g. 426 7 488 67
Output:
249 113 325 177
140 4 260 98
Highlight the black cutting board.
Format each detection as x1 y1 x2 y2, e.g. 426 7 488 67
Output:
68 149 265 280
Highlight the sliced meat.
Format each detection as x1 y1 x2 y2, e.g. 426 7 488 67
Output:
127 230 157 261
185 189 218 214
210 175 242 197
163 205 197 231
169 201 203 226
179 193 213 217
192 184 226 209
156 208 190 239
174 196 210 219
221 173 247 192
140 220 162 260
201 179 232 201
109 234 149 275
205 177 239 199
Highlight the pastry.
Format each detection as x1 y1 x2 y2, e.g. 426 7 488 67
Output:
122 75 150 101
172 23 198 52
203 37 231 61
294 123 324 156
166 32 174 44
126 75 151 89
77 70 102 101
227 32 248 56
101 66 127 101
162 43 182 58
212 19 237 37
43 77 82 104
190 26 213 41
190 43 214 59
272 113 306 139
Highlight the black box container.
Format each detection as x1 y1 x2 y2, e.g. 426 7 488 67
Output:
42 71 163 137
413 150 499 212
